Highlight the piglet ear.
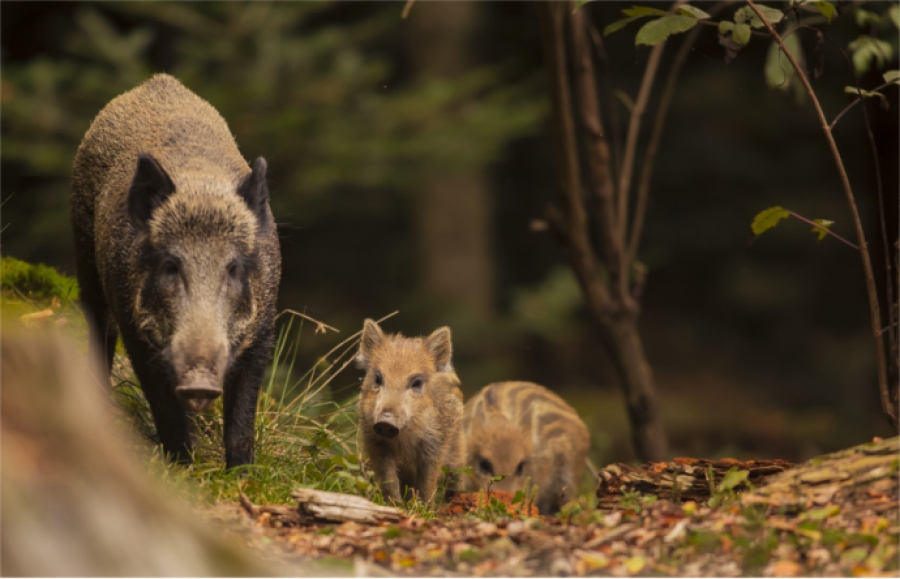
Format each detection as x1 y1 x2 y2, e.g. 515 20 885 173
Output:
425 326 453 373
237 157 271 235
128 153 175 227
356 319 385 369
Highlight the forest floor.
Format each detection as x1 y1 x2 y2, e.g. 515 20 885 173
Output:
4 258 898 577
200 437 899 577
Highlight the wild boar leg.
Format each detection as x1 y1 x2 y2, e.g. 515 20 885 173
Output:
122 333 193 463
372 452 402 504
74 259 118 377
415 461 442 504
222 343 267 468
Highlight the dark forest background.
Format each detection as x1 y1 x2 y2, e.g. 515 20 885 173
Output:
2 1 897 465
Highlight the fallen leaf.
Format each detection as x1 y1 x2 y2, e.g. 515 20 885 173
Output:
771 560 802 577
623 556 645 575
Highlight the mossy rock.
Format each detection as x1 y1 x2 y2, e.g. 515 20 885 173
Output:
1 257 79 300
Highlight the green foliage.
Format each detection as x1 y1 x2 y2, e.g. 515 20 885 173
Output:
765 31 805 101
848 36 894 75
0 256 79 300
813 2 836 24
733 5 784 29
750 206 790 236
603 6 665 37
811 219 834 242
884 70 900 84
2 3 546 250
114 314 374 506
512 265 583 338
636 15 700 46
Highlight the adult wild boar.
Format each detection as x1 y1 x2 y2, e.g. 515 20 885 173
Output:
71 74 281 467
463 381 590 515
356 319 464 503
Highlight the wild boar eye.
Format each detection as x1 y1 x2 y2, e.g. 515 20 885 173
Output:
161 259 179 276
408 375 424 391
515 460 526 476
373 371 383 387
478 457 494 476
227 261 239 279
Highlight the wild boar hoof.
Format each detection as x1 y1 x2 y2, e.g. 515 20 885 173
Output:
373 421 400 439
175 382 223 412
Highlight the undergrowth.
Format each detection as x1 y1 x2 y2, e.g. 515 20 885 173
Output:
112 314 385 507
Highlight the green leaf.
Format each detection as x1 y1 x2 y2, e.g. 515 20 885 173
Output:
849 36 894 74
635 15 698 45
843 86 886 106
604 16 643 36
890 4 900 29
573 0 594 13
855 9 882 28
807 504 840 520
512 490 525 504
811 219 834 242
885 70 900 84
718 21 734 34
765 33 805 102
814 2 835 23
733 23 752 45
677 4 710 19
751 206 790 236
605 5 666 36
622 5 667 17
719 468 750 491
734 5 784 29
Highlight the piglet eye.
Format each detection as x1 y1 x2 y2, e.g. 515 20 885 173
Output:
515 460 526 476
478 457 494 476
408 376 424 391
373 371 383 387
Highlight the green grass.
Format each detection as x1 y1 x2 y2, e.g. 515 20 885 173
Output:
112 314 384 507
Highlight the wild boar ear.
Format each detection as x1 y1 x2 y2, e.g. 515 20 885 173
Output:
425 326 453 372
356 319 385 368
128 153 175 227
237 157 271 235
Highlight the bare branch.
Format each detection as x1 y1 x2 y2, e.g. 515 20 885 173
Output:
746 0 895 425
627 1 731 264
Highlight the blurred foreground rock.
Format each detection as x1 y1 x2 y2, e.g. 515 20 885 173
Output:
0 327 275 576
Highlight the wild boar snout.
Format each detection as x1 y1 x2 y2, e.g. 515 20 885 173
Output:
169 326 228 412
374 412 401 438
175 369 223 412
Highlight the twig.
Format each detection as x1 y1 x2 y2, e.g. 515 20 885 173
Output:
787 211 859 250
627 1 731 264
746 0 895 425
616 19 670 248
275 309 339 334
537 1 612 314
829 80 896 131
570 5 625 297
401 0 416 20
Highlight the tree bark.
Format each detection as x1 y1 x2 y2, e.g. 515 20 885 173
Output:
537 1 668 462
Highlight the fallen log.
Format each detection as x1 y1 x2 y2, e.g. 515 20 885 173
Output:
596 456 793 507
291 488 405 524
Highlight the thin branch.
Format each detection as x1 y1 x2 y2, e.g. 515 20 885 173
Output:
537 1 613 314
401 0 416 20
586 17 622 189
746 0 895 425
570 5 626 302
627 1 731 264
616 23 669 249
787 211 859 250
829 80 896 130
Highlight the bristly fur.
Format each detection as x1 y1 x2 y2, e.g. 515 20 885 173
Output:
356 319 464 504
71 73 281 468
462 381 590 515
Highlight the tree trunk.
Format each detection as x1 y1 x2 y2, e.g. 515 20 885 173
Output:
537 1 668 462
407 2 495 321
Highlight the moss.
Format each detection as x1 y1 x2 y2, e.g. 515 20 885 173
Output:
1 257 79 300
